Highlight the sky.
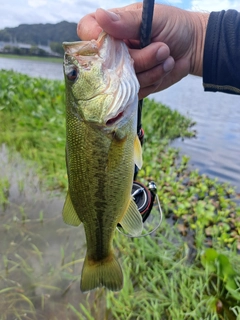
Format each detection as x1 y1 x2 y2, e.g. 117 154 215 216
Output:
0 0 240 30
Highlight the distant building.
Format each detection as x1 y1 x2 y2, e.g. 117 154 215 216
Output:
0 41 60 57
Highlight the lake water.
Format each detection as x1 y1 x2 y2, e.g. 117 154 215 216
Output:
1 56 240 191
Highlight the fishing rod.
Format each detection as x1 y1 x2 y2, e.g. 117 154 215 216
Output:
134 0 155 179
133 0 157 221
137 0 155 138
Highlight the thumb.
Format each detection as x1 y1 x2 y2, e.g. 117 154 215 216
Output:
95 8 143 40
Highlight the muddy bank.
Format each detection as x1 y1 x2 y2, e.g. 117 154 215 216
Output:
0 145 98 319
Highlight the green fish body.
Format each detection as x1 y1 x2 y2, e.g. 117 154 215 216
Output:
62 32 143 292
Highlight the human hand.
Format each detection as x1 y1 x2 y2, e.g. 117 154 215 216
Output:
78 3 209 99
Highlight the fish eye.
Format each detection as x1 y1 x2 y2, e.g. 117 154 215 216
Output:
66 67 78 81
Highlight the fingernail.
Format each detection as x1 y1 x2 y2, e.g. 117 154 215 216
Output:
105 10 120 21
156 46 168 62
163 57 175 73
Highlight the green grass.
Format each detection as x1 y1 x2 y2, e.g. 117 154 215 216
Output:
0 70 240 319
0 69 66 189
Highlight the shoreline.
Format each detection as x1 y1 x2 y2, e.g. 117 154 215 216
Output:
0 52 62 63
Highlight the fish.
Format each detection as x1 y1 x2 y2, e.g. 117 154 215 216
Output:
62 31 143 292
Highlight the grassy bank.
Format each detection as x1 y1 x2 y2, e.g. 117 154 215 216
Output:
0 70 240 319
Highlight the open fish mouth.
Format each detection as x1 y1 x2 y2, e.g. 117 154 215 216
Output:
63 32 139 128
106 111 124 126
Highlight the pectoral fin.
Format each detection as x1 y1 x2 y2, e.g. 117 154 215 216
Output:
62 191 81 226
134 135 142 169
118 198 143 236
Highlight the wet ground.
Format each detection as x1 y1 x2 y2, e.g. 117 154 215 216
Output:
0 145 105 319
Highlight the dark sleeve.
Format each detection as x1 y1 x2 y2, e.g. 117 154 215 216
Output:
203 10 240 95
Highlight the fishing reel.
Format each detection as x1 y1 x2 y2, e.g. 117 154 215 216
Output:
117 179 162 238
131 180 156 223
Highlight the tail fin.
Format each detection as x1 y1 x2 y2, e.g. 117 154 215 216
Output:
80 254 123 292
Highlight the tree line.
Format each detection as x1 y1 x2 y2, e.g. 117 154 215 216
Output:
0 21 80 56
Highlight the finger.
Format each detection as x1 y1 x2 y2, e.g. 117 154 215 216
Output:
94 8 143 40
137 57 175 88
139 79 169 99
130 43 170 73
138 59 189 99
139 84 161 100
78 13 103 40
139 77 172 99
78 3 143 40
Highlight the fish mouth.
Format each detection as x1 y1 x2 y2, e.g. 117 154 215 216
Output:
106 111 124 126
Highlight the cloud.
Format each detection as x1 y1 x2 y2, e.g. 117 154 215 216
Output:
0 0 138 29
60 0 77 3
0 0 97 29
28 0 47 8
0 0 240 30
190 0 240 11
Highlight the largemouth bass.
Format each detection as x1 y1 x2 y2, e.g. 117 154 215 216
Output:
62 32 143 292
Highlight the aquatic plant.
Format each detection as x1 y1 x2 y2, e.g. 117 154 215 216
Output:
0 70 240 319
0 177 10 209
0 69 66 189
